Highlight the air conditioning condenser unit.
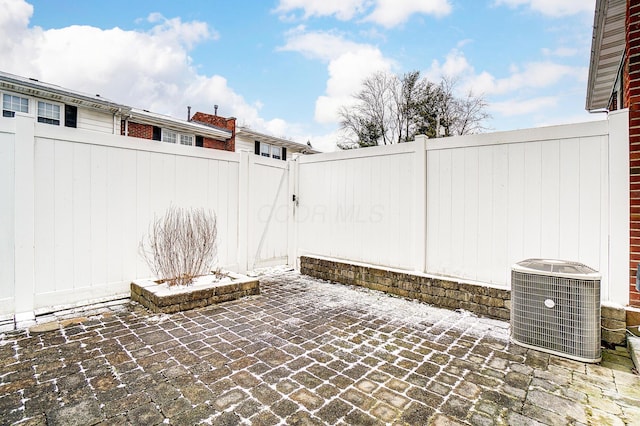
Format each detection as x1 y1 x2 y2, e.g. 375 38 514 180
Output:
511 259 601 363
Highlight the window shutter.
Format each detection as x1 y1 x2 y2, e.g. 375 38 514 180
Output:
196 136 204 147
152 126 161 141
282 147 287 161
64 105 77 128
254 141 260 155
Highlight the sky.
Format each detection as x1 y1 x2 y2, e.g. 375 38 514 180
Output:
0 0 599 152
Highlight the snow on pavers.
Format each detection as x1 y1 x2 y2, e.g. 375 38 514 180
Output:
0 267 638 425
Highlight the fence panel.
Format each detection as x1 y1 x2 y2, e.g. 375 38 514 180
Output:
425 123 610 288
30 124 242 311
296 145 417 270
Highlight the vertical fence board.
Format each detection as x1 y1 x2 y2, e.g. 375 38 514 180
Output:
476 146 493 282
34 139 56 295
89 144 108 289
559 139 581 260
540 140 560 259
72 142 92 290
491 144 509 285
0 128 15 313
506 143 525 268
53 141 74 292
579 136 604 268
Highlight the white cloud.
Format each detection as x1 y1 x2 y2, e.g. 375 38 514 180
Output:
315 47 393 123
274 0 368 21
275 0 452 27
491 96 558 116
279 28 394 125
469 62 587 95
494 0 593 17
278 27 366 61
0 0 287 138
305 129 343 152
363 0 452 27
424 48 474 82
425 48 586 97
423 46 589 125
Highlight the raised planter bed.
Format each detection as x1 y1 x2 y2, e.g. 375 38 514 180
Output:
131 272 260 313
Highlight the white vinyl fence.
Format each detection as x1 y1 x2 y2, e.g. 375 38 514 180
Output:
1 116 291 324
296 110 629 306
1 110 630 326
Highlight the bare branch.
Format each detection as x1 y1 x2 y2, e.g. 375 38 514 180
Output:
139 206 219 286
338 70 491 148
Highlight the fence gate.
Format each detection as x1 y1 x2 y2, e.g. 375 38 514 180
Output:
247 155 291 270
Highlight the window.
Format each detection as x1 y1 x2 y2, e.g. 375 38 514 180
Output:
161 129 194 146
162 129 177 144
2 94 29 117
271 145 281 160
152 126 162 141
254 141 287 161
37 101 61 125
64 105 77 128
260 142 271 157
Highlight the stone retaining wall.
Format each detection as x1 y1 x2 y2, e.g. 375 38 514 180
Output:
300 256 630 347
131 277 260 314
601 305 627 346
300 256 511 321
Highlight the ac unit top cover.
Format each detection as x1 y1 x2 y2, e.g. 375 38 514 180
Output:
512 258 600 281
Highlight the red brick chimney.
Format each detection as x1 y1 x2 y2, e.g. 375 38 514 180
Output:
191 111 236 152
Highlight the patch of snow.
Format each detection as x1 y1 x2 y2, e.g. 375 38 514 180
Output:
247 264 295 277
146 272 243 297
281 271 511 342
146 314 171 324
192 274 232 287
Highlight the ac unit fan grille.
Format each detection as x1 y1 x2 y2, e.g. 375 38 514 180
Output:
511 270 600 362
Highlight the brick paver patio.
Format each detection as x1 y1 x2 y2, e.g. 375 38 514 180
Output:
1 269 639 425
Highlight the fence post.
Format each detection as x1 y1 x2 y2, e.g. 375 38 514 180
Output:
14 116 36 327
287 156 299 268
237 150 249 274
607 109 630 306
414 136 428 273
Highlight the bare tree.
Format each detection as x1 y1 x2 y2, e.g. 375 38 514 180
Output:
437 77 490 137
339 71 399 148
139 206 219 286
338 71 490 148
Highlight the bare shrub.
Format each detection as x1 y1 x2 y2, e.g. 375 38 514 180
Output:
139 206 218 286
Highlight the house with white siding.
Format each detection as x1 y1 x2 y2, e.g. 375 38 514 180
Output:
1 70 128 134
1 70 317 157
235 126 319 160
189 110 319 157
0 70 235 150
